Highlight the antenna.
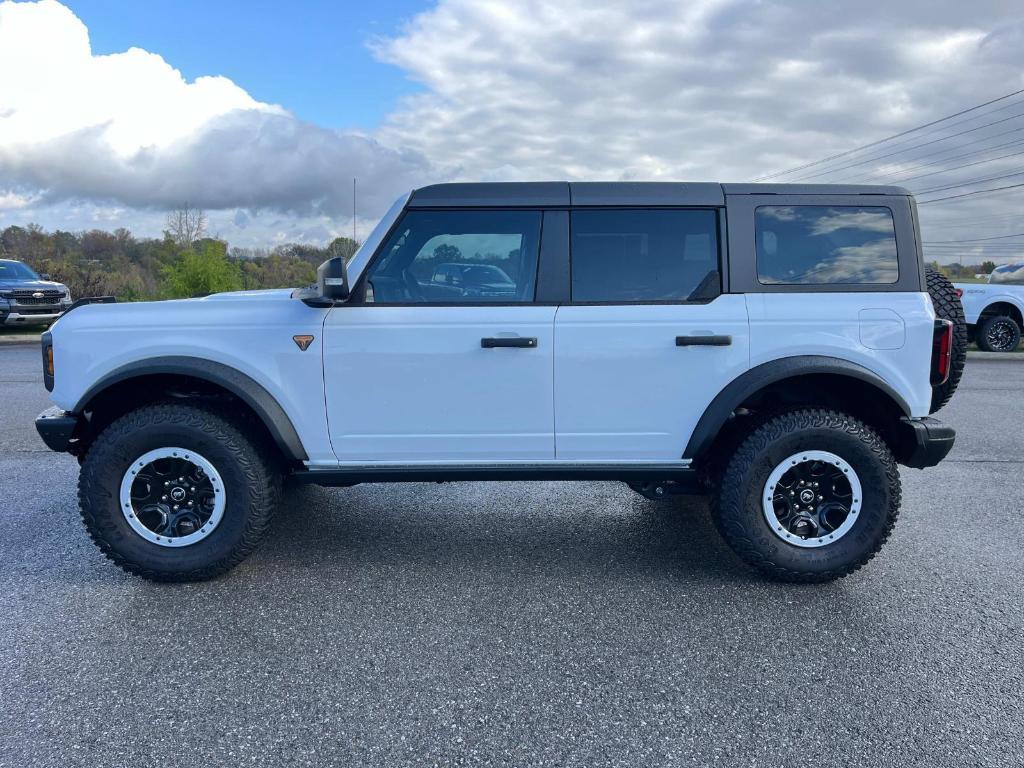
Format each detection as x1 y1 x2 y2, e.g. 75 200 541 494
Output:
352 177 357 242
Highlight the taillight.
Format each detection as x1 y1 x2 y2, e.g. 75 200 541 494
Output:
954 287 964 299
931 319 953 386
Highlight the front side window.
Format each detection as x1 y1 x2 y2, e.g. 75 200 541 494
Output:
365 210 541 303
570 209 720 302
756 206 899 285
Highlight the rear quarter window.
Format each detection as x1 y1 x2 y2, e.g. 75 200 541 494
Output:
755 205 899 285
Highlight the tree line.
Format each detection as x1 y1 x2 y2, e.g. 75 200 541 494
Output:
0 207 359 300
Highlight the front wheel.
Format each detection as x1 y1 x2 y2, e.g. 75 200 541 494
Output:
711 409 900 583
78 402 281 581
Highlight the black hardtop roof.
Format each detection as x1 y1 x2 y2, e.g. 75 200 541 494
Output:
408 181 912 208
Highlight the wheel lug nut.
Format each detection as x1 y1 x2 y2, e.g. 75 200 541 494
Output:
173 504 179 510
161 495 167 501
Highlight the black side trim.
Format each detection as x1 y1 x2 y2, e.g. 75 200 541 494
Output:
683 355 913 460
896 417 955 469
292 464 700 487
73 356 308 462
35 406 78 452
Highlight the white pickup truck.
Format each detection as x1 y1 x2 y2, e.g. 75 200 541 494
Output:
955 263 1024 352
35 182 965 584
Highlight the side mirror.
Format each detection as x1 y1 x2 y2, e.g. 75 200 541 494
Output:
41 273 51 281
317 256 349 301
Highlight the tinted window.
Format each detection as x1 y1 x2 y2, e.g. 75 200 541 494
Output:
366 210 541 303
756 206 899 285
571 209 720 302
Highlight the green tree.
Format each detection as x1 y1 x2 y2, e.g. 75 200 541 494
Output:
162 240 241 298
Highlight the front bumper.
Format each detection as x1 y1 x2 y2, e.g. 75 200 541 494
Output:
35 406 79 452
2 309 64 326
897 417 955 469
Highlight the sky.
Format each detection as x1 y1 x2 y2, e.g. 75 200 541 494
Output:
0 0 1022 260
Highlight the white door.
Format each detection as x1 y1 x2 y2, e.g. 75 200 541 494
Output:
553 208 750 461
323 208 556 463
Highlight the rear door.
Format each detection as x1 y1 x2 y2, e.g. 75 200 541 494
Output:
553 208 750 461
323 208 558 463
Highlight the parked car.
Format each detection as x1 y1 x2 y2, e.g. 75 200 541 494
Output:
431 263 517 297
0 258 72 327
35 182 965 583
955 263 1024 352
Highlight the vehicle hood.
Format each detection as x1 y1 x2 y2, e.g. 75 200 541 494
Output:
0 278 67 292
199 288 295 301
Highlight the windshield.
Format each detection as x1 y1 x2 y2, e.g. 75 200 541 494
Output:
0 261 40 280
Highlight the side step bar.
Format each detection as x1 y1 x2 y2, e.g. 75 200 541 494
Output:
291 463 701 488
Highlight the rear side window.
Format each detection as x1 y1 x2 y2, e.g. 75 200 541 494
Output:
570 209 720 302
756 206 899 285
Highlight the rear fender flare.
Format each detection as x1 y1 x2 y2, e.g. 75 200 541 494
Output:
683 355 912 460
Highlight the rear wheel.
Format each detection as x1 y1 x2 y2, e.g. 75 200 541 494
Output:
78 402 281 581
925 267 967 412
976 314 1021 353
712 409 900 583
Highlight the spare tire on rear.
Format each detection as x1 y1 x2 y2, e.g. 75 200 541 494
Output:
926 266 967 413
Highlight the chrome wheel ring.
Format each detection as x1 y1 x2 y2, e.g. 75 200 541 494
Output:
762 450 862 548
119 447 226 547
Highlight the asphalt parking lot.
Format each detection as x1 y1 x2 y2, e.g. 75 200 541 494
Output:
1 344 1022 767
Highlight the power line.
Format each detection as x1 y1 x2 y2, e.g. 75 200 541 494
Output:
846 140 1024 186
791 112 1024 182
923 232 1024 243
917 182 1024 204
840 130 1024 183
754 88 1024 181
915 170 1024 195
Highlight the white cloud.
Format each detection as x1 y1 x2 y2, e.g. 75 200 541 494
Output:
373 0 1024 184
1 0 1024 257
0 0 432 225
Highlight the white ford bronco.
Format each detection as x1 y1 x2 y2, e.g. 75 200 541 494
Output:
35 182 965 583
955 263 1024 353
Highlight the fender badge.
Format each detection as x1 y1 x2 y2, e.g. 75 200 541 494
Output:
292 335 315 351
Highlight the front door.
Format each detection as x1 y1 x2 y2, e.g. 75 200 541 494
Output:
554 208 750 461
323 208 556 463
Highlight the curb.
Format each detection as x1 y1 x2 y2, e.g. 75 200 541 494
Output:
0 335 40 345
967 350 1024 361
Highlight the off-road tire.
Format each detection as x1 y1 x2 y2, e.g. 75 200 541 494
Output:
925 267 967 412
975 313 1021 353
78 402 281 581
711 409 900 583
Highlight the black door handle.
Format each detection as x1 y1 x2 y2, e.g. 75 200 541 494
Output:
676 335 732 347
481 337 538 348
